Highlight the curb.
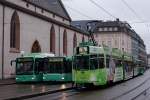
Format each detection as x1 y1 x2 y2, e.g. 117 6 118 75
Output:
5 87 75 100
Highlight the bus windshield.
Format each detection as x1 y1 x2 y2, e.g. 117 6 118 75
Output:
74 55 89 70
43 58 63 73
35 58 45 74
16 58 33 75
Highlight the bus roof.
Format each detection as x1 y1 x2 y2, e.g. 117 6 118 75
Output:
46 56 72 61
21 53 55 58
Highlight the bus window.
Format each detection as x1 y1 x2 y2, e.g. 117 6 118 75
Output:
64 61 72 73
35 59 44 74
44 61 63 73
16 60 33 75
90 58 98 70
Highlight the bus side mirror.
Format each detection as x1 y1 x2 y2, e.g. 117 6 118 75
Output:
11 60 16 66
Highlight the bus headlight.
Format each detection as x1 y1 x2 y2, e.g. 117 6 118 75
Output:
43 77 46 80
32 77 35 80
16 78 18 80
61 77 64 80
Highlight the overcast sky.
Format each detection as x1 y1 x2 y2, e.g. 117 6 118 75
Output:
62 0 150 54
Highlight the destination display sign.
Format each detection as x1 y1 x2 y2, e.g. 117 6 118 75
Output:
17 58 33 62
48 58 63 62
78 46 103 54
78 47 88 54
89 46 102 54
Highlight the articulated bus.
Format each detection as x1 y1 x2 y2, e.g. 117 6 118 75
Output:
73 42 145 87
43 57 72 82
11 53 55 83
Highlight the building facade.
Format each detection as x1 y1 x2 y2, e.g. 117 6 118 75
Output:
72 19 147 63
147 54 150 67
0 0 89 79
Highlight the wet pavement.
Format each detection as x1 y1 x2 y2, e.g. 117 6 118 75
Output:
24 70 150 100
0 83 72 100
0 78 16 85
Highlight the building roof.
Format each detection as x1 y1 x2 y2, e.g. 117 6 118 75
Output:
71 20 100 33
148 54 150 58
25 0 71 21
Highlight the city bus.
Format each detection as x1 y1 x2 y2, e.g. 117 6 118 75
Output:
43 56 72 82
11 53 55 83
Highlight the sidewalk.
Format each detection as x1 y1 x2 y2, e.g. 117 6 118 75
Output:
0 78 16 85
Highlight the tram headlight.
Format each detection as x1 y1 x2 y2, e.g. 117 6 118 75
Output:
61 77 64 80
16 78 18 80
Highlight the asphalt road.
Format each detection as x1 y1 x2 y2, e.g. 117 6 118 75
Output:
25 70 150 100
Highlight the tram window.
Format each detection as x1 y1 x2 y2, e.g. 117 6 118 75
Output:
98 58 105 68
106 58 110 68
90 58 98 69
75 56 89 70
115 60 122 67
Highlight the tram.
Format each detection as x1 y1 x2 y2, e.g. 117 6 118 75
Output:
72 42 146 87
11 53 55 83
43 56 72 82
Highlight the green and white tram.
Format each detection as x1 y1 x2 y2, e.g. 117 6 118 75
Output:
73 42 125 86
11 53 54 83
43 57 72 82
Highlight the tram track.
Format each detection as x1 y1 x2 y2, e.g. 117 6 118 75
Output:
131 86 150 100
111 75 150 100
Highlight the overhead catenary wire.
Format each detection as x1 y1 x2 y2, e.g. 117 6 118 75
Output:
89 0 117 19
120 0 150 35
121 0 143 21
64 4 95 20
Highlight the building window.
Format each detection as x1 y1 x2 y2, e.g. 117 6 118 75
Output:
50 25 55 53
10 11 20 52
104 27 108 31
109 27 113 31
99 28 103 31
53 14 55 18
82 35 85 42
26 3 29 8
63 29 67 56
31 40 41 53
73 33 77 48
114 27 118 31
41 9 44 13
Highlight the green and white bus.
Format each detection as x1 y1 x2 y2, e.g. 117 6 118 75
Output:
42 56 72 82
11 53 54 83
